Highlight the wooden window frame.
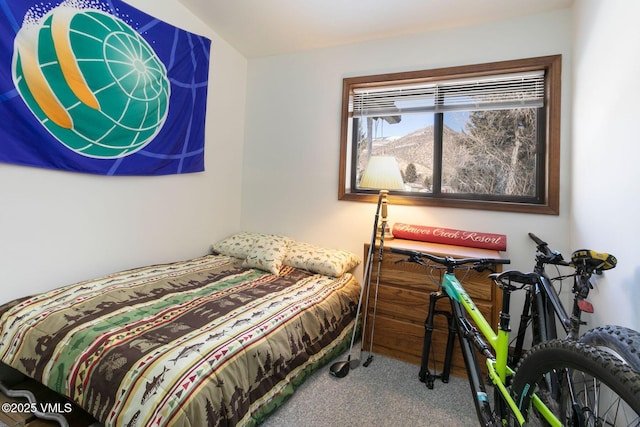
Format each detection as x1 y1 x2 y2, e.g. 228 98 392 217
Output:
338 55 562 215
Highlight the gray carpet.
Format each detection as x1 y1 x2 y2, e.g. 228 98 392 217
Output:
261 351 480 426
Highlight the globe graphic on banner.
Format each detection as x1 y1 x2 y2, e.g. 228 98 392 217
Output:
12 6 170 158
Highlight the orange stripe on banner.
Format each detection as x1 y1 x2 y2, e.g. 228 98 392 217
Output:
15 30 72 129
51 8 100 110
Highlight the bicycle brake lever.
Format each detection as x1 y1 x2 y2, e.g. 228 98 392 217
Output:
394 255 421 265
474 263 496 274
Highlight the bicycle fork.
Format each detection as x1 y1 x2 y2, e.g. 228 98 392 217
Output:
419 290 453 387
419 289 498 424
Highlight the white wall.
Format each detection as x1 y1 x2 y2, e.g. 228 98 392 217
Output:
571 0 640 331
0 0 247 302
5 1 636 333
242 10 573 281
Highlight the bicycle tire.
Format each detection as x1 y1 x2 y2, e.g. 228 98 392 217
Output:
511 339 640 426
579 324 640 372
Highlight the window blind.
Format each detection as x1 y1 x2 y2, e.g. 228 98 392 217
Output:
351 71 545 117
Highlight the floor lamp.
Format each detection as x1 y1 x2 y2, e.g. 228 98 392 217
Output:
330 156 404 377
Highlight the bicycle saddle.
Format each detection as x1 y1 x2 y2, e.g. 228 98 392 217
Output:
489 270 540 285
570 249 617 271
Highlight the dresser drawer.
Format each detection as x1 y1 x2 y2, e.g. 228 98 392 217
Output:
362 238 505 377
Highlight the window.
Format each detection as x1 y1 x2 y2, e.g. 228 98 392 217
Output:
338 55 561 214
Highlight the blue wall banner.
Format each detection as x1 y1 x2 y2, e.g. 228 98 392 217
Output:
0 0 211 175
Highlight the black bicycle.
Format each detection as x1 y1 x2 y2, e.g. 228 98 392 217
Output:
499 232 640 371
392 247 640 426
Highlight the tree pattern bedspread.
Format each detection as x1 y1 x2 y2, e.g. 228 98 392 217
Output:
0 254 360 426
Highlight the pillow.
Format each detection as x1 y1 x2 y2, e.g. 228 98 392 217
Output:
211 231 262 259
242 234 293 275
283 241 361 277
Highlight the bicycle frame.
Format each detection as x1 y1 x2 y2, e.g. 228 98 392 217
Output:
424 270 562 426
512 267 589 366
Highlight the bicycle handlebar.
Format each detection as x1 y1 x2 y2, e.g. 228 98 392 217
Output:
528 232 570 267
528 232 546 247
391 247 510 271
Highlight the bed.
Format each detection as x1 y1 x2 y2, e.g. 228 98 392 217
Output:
0 232 361 426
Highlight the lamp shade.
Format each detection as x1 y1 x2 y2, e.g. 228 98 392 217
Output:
359 156 404 190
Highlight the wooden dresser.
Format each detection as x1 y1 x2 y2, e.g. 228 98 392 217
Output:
362 238 505 378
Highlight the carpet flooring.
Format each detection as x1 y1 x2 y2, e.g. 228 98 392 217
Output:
261 351 480 426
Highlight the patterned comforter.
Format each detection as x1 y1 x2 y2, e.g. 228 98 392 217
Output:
0 254 360 426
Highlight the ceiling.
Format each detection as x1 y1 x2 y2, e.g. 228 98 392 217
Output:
178 0 573 58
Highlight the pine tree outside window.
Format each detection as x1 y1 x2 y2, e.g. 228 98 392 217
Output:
338 55 561 215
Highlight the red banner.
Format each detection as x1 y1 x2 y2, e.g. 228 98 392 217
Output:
392 223 507 251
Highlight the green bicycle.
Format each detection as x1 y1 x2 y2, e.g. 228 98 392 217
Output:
392 247 640 426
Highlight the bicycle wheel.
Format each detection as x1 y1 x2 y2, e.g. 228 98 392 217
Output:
580 325 640 372
511 339 640 426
